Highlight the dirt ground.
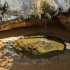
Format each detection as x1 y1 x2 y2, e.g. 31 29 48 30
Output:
10 55 70 70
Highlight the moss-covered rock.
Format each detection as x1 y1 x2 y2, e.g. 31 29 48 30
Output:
13 36 65 58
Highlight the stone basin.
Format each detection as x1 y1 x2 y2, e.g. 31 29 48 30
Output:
13 35 66 59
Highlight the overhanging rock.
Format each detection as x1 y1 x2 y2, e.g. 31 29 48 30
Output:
0 0 70 40
0 0 70 21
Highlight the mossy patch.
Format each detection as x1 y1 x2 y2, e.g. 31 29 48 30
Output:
13 36 65 59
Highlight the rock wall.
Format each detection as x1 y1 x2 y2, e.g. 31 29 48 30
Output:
0 0 70 21
0 0 70 31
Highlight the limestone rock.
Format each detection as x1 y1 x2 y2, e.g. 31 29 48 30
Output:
0 0 70 21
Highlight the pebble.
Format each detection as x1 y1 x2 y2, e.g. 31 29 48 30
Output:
41 59 48 64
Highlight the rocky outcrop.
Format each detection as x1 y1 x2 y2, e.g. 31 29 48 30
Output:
0 0 70 21
0 0 70 30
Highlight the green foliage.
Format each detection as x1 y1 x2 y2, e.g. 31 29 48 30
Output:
52 8 59 17
45 13 52 19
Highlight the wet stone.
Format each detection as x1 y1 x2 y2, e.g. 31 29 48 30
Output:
31 59 38 64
